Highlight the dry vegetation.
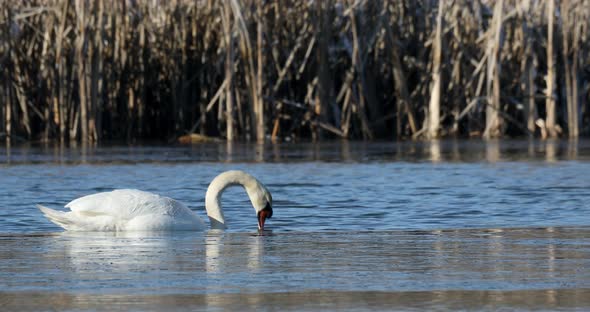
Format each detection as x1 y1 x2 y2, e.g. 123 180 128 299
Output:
1 0 589 143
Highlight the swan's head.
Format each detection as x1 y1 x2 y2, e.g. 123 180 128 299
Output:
252 184 273 231
206 170 274 230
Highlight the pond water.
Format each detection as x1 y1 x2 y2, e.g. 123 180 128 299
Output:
1 140 589 311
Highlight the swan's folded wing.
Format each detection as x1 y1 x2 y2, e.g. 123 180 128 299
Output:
65 189 158 218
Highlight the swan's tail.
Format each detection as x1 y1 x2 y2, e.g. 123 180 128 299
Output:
37 205 74 230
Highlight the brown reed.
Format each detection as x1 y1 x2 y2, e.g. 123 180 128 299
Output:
1 0 589 143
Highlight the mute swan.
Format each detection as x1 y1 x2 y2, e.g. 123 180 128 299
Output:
37 170 273 231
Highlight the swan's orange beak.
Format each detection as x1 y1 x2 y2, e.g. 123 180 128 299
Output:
257 206 272 230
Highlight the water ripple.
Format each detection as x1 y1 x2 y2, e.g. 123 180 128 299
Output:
0 144 589 234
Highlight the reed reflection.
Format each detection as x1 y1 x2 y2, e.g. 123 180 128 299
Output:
272 142 281 161
4 140 10 164
545 139 558 162
255 143 264 162
485 139 500 162
429 140 441 162
224 141 233 162
0 140 588 164
567 138 578 159
340 139 351 161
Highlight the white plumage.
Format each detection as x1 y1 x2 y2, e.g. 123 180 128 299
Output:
38 170 273 232
38 189 205 231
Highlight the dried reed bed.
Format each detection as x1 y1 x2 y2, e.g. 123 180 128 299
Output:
1 0 589 143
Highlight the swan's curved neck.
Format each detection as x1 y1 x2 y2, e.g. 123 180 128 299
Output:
205 171 260 229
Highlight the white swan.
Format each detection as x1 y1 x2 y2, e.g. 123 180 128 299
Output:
37 170 273 231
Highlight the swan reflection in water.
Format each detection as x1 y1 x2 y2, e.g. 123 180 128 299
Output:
4 226 588 310
205 230 264 273
40 230 267 293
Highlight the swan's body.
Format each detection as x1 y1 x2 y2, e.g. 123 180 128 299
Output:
38 170 273 231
